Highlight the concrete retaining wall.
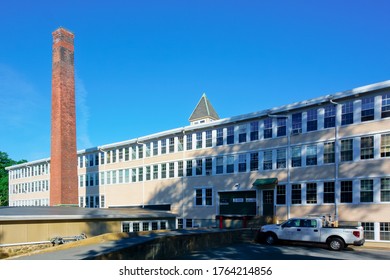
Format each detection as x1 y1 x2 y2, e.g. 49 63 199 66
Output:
90 229 255 260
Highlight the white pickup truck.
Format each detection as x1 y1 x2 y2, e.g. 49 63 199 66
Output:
258 217 365 251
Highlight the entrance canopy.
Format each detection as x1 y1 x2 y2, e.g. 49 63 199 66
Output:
252 178 278 189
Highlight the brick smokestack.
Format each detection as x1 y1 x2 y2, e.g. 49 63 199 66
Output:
50 27 78 206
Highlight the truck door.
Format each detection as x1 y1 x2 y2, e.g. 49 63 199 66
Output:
279 219 300 240
293 219 321 242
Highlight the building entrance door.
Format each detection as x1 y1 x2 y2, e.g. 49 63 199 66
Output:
262 190 274 216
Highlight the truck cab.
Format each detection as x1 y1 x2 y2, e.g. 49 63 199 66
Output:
278 218 321 242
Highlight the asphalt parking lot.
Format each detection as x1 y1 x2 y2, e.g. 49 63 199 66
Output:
175 241 390 260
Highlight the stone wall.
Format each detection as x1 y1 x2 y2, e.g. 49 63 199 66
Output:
0 242 52 259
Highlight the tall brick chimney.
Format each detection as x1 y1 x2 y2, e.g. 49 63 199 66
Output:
50 27 78 206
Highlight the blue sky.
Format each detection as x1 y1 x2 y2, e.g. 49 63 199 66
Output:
1 0 389 162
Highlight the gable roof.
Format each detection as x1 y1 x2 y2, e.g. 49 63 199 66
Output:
189 93 220 122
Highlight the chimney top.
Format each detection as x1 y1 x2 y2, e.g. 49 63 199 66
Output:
52 27 74 45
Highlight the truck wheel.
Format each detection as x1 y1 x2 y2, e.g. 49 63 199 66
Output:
265 233 278 245
327 237 344 251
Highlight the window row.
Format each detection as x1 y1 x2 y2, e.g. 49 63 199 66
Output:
10 180 49 194
79 195 105 208
361 222 390 241
76 93 390 167
10 198 49 207
10 163 49 180
276 177 390 205
177 218 198 229
77 133 390 186
121 220 168 232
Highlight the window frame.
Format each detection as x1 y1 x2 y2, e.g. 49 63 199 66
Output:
276 148 286 169
306 183 317 204
186 134 193 150
276 117 286 137
306 145 317 166
250 152 259 171
341 139 353 162
195 159 203 176
341 101 354 125
323 181 335 204
291 184 302 204
340 180 353 203
276 185 286 205
360 179 374 203
306 109 318 132
361 96 375 122
216 156 224 174
205 130 212 147
292 112 302 134
226 155 235 173
361 136 374 160
324 105 336 128
227 126 235 145
196 132 203 149
381 134 390 157
361 222 375 240
263 118 273 139
216 128 224 146
382 93 390 118
381 178 390 202
169 162 174 178
250 121 259 141
238 125 247 143
380 222 390 241
263 150 273 170
238 154 247 172
186 160 193 177
194 187 213 207
291 146 302 167
324 142 335 164
205 157 212 175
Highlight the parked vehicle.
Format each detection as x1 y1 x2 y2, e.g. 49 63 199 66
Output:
257 216 365 251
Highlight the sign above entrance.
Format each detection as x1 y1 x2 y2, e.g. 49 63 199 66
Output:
219 191 256 216
252 178 278 189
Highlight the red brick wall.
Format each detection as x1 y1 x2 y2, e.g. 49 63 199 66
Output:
50 28 78 206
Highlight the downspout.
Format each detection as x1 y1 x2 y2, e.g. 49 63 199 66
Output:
330 99 339 226
136 139 145 208
181 129 186 224
98 147 107 208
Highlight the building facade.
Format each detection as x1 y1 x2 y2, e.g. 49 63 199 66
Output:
7 81 390 242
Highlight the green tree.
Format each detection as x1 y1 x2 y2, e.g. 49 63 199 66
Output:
0 151 27 206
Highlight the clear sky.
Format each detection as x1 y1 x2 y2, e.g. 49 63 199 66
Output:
1 0 389 162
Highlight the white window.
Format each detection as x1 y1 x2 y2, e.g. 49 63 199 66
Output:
195 188 213 206
307 109 318 132
238 125 247 143
342 101 354 125
121 221 168 233
306 145 317 166
263 150 272 170
238 154 247 172
276 148 286 169
361 97 375 122
382 93 390 118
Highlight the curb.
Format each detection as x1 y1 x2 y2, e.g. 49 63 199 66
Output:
358 242 390 250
